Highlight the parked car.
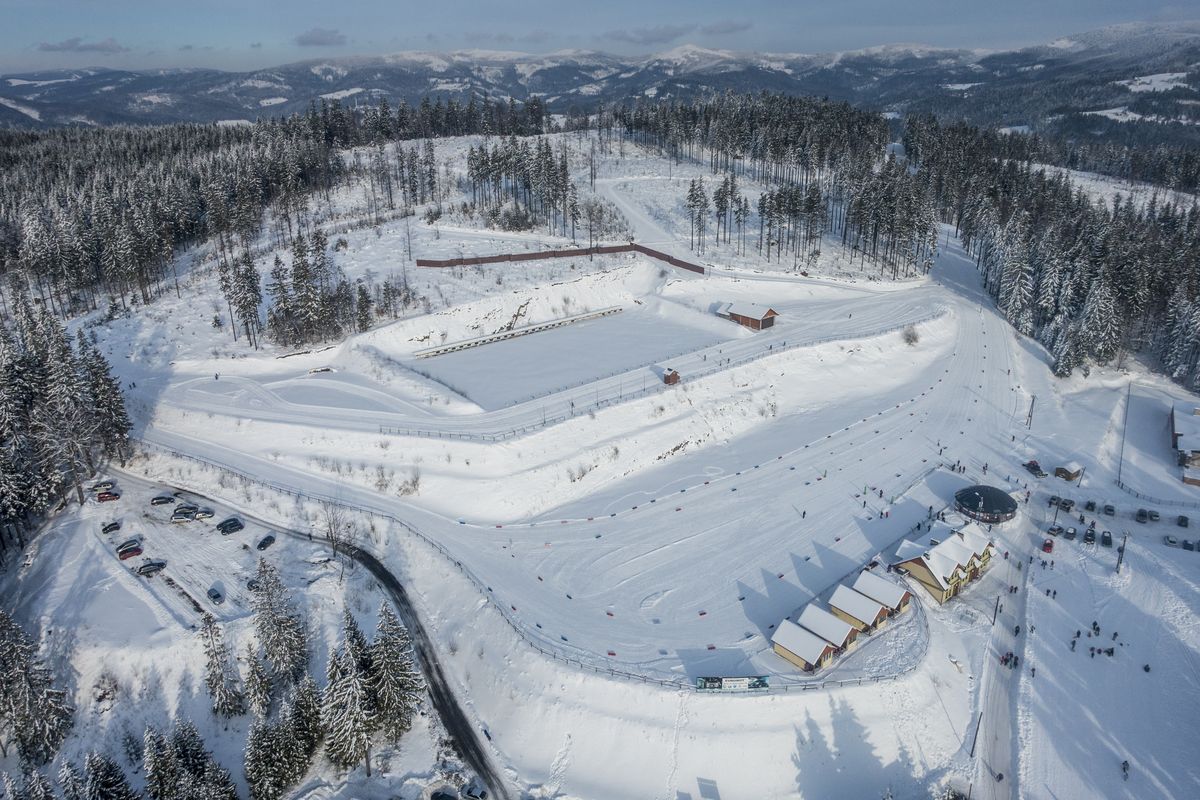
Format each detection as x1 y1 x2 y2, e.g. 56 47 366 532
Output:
116 538 141 553
1101 531 1113 547
97 491 120 502
89 481 115 492
1084 529 1096 545
1183 540 1195 551
118 546 143 560
1178 515 1190 528
194 508 214 519
137 560 167 577
176 503 199 513
247 577 261 592
1136 509 1149 523
1149 510 1161 522
1024 460 1048 478
1048 495 1061 508
207 587 224 605
1164 535 1180 547
461 782 489 800
150 495 175 506
1064 527 1078 541
170 509 196 523
1084 500 1096 512
1059 498 1075 512
1103 504 1116 516
1042 538 1054 553
256 534 276 551
101 521 121 534
217 518 244 534
1048 525 1064 537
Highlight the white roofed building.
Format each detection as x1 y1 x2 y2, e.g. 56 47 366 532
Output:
771 619 836 672
797 604 858 652
852 570 913 615
828 585 889 632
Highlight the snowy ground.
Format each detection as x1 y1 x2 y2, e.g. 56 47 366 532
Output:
27 134 1200 798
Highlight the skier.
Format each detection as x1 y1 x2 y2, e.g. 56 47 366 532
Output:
215 373 219 380
1031 667 1036 677
1014 625 1020 636
1112 631 1118 641
1122 760 1129 781
1052 590 1057 599
1070 640 1076 651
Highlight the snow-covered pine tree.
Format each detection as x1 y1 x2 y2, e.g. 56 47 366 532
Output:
21 769 56 800
243 719 283 800
245 645 271 719
142 727 178 800
320 649 375 775
250 560 307 682
81 751 137 800
56 762 83 800
370 603 424 743
199 613 244 717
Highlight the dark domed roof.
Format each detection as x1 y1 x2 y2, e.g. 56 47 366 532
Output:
955 485 1018 515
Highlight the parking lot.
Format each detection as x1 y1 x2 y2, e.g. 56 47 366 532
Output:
1037 480 1199 553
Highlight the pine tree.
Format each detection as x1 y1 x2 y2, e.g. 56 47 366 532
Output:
56 762 83 800
245 645 271 719
81 752 137 800
250 560 307 682
370 604 423 744
22 770 56 800
142 727 178 800
320 649 375 775
355 285 372 333
199 613 244 717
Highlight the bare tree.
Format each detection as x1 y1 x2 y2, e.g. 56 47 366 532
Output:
318 501 355 580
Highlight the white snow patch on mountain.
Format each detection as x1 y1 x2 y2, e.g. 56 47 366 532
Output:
0 96 41 121
241 78 290 90
320 87 363 100
258 97 288 106
6 77 74 87
943 83 982 91
1116 72 1191 93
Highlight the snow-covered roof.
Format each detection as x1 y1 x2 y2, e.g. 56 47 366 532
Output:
955 526 994 558
893 539 962 589
716 302 778 321
1174 402 1200 451
936 538 977 568
852 570 910 610
829 585 886 626
771 619 834 665
1061 461 1083 473
797 604 855 647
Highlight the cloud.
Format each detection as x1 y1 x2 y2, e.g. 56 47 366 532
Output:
179 44 194 51
465 29 553 46
601 25 695 46
37 37 129 54
294 28 346 47
700 20 752 36
250 42 263 49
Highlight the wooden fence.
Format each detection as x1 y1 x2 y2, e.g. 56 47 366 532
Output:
415 243 706 275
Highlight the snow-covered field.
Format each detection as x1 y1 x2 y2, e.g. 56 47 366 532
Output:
13 133 1200 798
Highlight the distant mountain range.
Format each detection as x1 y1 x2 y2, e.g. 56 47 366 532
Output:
3 21 1199 142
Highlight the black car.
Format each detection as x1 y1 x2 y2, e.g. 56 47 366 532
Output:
1048 495 1061 508
207 587 225 605
1083 529 1096 544
1136 509 1149 523
101 521 121 534
1059 498 1075 512
256 534 275 551
217 518 244 534
1101 531 1113 547
150 495 176 506
1103 504 1116 516
247 577 261 591
1149 510 1160 522
137 560 167 577
1084 500 1096 512
1178 515 1190 528
1184 540 1195 551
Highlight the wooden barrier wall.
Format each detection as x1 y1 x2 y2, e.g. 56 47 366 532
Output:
414 243 706 275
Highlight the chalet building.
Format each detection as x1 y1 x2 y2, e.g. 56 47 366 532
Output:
892 527 996 604
663 368 680 385
797 604 858 653
1055 462 1084 482
771 619 836 672
828 585 889 633
954 484 1018 524
1170 402 1200 477
852 570 913 616
716 302 779 331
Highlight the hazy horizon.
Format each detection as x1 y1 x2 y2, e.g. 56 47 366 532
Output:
4 0 1196 73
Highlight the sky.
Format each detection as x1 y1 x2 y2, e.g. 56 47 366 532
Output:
3 0 1197 73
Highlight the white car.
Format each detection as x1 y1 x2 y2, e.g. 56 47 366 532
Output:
1164 535 1180 547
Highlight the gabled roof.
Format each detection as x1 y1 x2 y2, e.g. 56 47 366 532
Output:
771 619 834 665
829 585 886 626
716 302 778 321
893 540 962 590
798 604 856 647
852 570 911 610
936 538 977 568
955 526 994 558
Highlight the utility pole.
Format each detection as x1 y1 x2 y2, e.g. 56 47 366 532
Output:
992 595 1000 625
1026 394 1037 429
1116 532 1129 573
1077 466 1086 488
